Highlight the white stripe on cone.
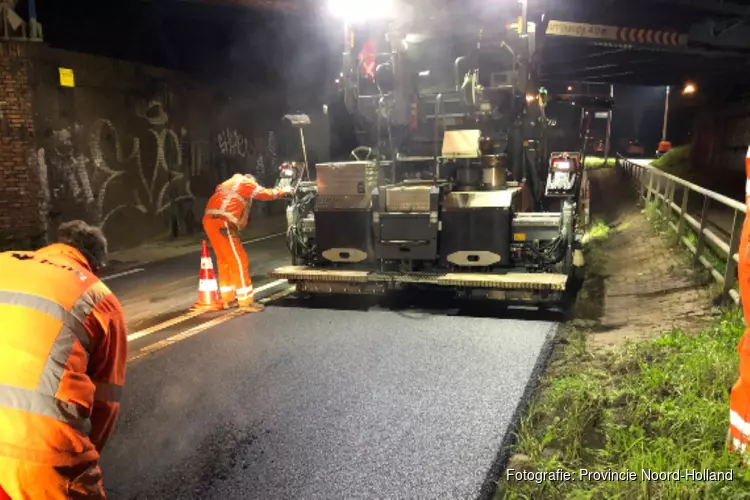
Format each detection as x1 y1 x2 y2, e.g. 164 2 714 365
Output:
199 280 219 292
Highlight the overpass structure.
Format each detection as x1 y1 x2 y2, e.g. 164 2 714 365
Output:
187 0 750 87
538 0 750 92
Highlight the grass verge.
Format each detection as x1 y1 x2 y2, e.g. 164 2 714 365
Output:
495 216 750 499
585 157 616 170
652 145 693 180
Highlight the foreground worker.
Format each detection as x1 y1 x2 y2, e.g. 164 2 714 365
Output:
0 221 127 499
203 173 291 312
729 146 750 458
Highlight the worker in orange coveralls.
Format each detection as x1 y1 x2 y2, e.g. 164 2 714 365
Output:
203 173 291 312
0 220 127 500
729 146 750 459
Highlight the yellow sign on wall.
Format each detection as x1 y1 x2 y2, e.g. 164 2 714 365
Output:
59 68 75 88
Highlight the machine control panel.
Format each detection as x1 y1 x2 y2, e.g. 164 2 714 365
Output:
275 161 304 191
545 152 581 198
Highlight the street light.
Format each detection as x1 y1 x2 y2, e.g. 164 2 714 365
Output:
682 82 697 95
662 85 670 142
660 82 695 145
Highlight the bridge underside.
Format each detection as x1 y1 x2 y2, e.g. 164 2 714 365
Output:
541 40 750 88
539 0 750 91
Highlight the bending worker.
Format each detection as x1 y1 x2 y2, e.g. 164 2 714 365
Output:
203 173 291 312
0 220 127 499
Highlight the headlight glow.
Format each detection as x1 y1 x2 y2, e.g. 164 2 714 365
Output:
327 0 397 22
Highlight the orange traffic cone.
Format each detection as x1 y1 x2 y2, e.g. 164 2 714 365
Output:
190 241 224 312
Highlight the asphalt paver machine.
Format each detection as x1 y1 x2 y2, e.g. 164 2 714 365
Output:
271 0 591 306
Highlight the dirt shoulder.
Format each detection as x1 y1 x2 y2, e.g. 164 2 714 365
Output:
580 168 717 351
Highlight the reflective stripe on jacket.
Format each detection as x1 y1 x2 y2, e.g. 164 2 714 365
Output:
0 243 127 466
204 173 285 229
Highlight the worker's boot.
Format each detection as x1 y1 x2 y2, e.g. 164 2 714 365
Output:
222 298 238 310
238 300 264 313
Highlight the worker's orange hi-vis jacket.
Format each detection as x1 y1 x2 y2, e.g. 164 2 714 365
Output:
204 173 285 229
729 146 750 456
0 243 127 466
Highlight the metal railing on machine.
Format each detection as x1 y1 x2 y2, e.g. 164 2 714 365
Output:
616 154 743 307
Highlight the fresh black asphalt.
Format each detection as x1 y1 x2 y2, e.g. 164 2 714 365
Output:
102 297 557 499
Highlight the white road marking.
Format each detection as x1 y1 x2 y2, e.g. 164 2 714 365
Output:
242 232 285 245
127 310 206 342
258 285 296 304
253 279 287 294
102 268 145 281
125 280 286 343
128 310 245 363
126 283 294 361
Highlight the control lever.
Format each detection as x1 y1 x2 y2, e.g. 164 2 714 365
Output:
275 161 305 197
282 113 312 187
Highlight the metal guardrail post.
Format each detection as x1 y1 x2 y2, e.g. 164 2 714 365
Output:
723 210 742 305
656 175 664 210
676 185 689 238
647 170 655 204
667 179 675 216
694 196 711 267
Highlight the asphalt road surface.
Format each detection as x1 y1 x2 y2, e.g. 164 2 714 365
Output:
101 233 290 330
101 295 557 499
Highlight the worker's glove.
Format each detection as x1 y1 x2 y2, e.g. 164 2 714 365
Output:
281 186 294 197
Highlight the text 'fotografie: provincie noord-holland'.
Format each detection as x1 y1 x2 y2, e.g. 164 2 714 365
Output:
507 469 734 483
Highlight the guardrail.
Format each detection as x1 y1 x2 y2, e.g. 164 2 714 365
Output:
616 154 743 306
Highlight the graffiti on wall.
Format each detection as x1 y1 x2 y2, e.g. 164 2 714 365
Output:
217 128 248 158
133 101 193 216
35 100 193 234
31 97 281 247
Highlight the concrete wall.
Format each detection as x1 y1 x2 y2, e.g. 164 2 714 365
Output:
692 101 749 200
713 103 750 174
0 40 289 251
